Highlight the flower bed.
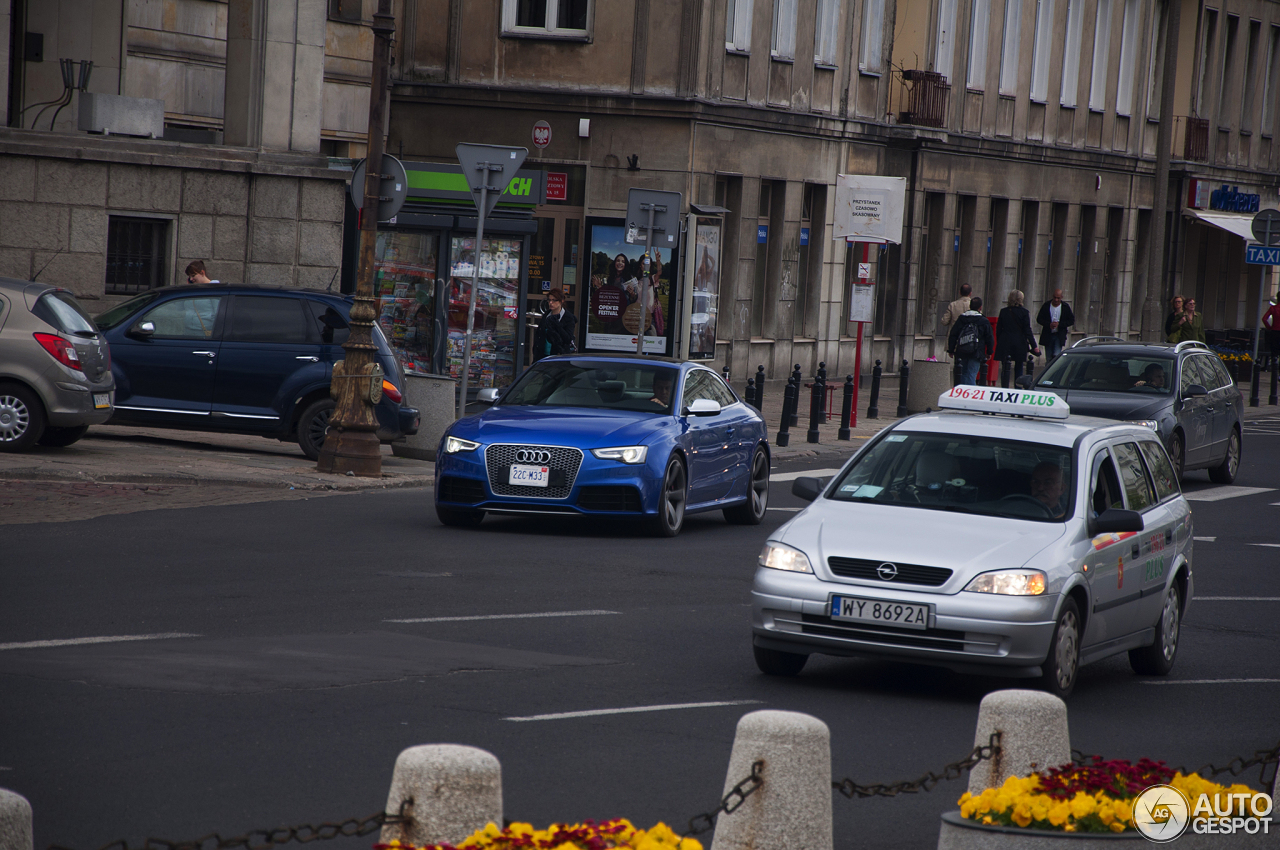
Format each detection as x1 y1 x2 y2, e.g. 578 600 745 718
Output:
379 820 701 850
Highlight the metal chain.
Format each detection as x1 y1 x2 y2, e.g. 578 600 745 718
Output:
683 760 765 837
832 732 1001 799
1182 739 1280 790
50 802 412 850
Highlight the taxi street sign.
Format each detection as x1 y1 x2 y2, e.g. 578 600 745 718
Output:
937 385 1070 419
1245 243 1280 265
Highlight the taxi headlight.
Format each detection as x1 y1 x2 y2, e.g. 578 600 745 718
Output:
964 569 1047 596
444 436 481 454
759 542 813 574
1126 419 1159 431
591 446 648 464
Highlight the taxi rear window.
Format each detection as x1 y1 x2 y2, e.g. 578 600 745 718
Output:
830 432 1075 522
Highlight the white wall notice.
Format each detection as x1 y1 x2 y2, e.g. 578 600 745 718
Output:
834 175 906 244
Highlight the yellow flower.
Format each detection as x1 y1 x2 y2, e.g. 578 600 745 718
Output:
1113 799 1133 824
1012 802 1033 828
1110 821 1127 833
1097 801 1115 825
1064 824 1076 833
1030 801 1049 822
982 815 993 825
992 793 1013 814
1070 792 1095 819
958 792 972 805
1048 803 1071 826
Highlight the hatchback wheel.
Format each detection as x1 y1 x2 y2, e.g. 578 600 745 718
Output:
753 644 808 677
1129 583 1181 676
650 455 687 537
1208 428 1240 484
0 384 46 453
297 398 335 460
1039 598 1080 698
725 447 769 525
37 425 89 447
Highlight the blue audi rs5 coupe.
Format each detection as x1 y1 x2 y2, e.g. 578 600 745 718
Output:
434 355 770 536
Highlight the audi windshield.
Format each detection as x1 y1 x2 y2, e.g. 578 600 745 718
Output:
499 361 680 414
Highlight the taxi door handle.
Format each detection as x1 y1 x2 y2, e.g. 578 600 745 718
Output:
1131 543 1141 558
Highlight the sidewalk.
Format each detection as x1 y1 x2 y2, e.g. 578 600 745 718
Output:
743 373 908 460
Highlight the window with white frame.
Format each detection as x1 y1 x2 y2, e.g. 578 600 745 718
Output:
859 0 885 72
727 0 753 52
1088 0 1112 110
772 0 798 60
1145 0 1166 118
1060 0 1084 106
1114 0 1140 115
998 0 1022 94
502 0 589 36
814 0 841 65
967 0 991 89
1030 0 1054 102
935 0 958 78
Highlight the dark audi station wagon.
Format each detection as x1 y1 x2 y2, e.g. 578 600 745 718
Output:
95 285 419 458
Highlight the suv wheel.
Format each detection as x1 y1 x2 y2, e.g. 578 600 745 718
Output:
37 425 89 447
1207 428 1240 484
0 384 46 453
297 398 335 460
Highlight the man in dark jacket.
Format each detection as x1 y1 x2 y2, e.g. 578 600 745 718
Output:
947 296 994 386
1036 289 1075 360
537 287 577 357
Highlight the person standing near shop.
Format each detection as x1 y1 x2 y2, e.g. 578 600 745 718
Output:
1036 289 1075 360
1167 297 1205 343
537 287 577 357
940 283 972 331
948 296 994 386
1164 295 1185 338
995 290 1040 385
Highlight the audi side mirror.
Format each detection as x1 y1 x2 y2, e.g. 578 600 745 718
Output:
1088 508 1144 537
130 321 155 338
683 398 721 417
1182 383 1208 399
477 388 501 404
792 476 824 502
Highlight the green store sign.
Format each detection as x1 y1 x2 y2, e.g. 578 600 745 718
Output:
403 162 546 211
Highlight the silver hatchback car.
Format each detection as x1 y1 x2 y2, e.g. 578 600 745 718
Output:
752 386 1192 697
0 278 115 451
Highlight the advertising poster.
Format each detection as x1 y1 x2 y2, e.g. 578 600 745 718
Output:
689 222 721 359
585 224 672 354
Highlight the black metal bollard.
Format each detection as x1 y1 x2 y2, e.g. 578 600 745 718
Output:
952 355 963 387
722 364 731 384
1000 357 1012 389
1271 355 1279 405
807 374 824 443
776 379 794 446
745 377 757 410
755 365 766 413
817 361 828 418
867 359 882 419
1250 358 1261 408
896 360 910 418
839 375 853 440
1026 354 1036 383
789 364 802 426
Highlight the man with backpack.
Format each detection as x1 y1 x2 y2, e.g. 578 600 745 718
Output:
947 296 994 386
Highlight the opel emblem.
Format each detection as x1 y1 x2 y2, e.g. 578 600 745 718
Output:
876 563 898 581
515 448 551 464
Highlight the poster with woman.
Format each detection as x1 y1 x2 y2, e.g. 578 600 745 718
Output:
584 224 673 354
690 222 721 359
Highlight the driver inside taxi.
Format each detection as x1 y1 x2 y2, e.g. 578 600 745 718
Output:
649 372 674 408
1029 461 1067 518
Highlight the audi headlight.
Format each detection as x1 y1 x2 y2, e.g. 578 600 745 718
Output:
964 569 1046 596
591 446 648 464
759 542 813 574
444 436 480 454
1126 419 1159 431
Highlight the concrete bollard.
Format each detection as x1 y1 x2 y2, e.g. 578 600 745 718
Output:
710 710 832 850
380 744 503 846
0 788 33 850
966 690 1070 795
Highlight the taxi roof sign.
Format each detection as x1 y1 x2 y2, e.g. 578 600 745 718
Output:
937 385 1070 420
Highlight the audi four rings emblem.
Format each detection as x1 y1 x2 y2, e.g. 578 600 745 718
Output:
876 563 899 581
515 449 552 464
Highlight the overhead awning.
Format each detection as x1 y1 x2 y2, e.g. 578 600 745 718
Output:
1183 209 1258 243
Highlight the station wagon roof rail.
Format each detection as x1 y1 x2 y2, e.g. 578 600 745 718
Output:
1173 340 1212 353
1070 335 1127 348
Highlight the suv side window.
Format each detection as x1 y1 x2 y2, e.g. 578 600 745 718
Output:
140 295 223 339
1112 442 1156 512
306 300 350 345
1201 354 1233 390
1182 355 1214 390
225 296 310 343
1137 440 1180 502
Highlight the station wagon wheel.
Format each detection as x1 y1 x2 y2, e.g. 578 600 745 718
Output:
1129 582 1181 676
725 447 769 525
651 455 687 537
1040 598 1080 698
297 398 335 460
0 383 46 453
1169 431 1185 480
1207 428 1240 485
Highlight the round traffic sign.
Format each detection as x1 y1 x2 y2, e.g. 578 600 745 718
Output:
532 120 552 149
1251 208 1280 245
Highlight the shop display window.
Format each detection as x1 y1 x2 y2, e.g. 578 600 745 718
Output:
374 232 439 374
448 236 523 388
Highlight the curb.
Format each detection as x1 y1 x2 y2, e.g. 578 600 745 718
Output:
0 468 435 491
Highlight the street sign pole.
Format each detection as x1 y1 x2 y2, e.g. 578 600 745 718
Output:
625 189 682 356
460 167 495 420
636 203 660 355
1249 209 1280 407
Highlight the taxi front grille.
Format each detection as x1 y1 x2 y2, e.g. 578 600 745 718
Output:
827 557 953 587
798 613 982 652
484 444 583 500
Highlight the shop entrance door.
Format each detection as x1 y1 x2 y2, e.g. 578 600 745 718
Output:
526 209 583 364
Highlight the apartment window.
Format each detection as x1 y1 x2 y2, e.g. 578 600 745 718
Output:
859 0 885 72
727 0 753 52
1115 0 1140 116
772 0 798 60
1262 26 1280 134
1242 20 1261 132
1088 0 1111 110
1030 0 1054 102
1060 0 1084 107
502 0 589 36
998 0 1022 95
106 217 169 295
328 0 361 22
1146 0 1166 119
751 182 775 338
935 0 958 78
1218 15 1239 128
966 0 990 90
1196 9 1219 115
814 0 841 65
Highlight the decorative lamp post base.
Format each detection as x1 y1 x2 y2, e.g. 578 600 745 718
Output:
316 428 382 477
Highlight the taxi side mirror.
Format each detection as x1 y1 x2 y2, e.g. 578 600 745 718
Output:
1089 508 1144 536
792 476 824 502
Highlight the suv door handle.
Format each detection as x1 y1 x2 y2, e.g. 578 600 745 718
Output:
192 351 216 358
295 356 319 362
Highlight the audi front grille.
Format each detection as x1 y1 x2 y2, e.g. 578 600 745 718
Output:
484 444 584 500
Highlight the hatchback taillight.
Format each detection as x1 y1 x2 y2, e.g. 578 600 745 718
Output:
382 379 403 404
34 333 82 372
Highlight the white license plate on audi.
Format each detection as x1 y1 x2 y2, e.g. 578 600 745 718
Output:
830 595 930 630
93 393 111 409
509 464 550 487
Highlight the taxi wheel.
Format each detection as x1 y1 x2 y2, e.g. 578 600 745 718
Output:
725 448 769 525
753 645 808 677
1169 431 1185 480
37 425 88 447
651 455 687 538
1039 598 1080 698
1129 583 1181 676
1208 428 1240 484
437 506 485 527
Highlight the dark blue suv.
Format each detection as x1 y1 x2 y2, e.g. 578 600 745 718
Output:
94 285 419 459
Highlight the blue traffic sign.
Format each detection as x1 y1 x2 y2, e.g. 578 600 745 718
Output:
1245 244 1280 265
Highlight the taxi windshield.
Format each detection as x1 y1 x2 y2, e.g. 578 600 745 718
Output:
830 432 1075 522
1036 353 1175 395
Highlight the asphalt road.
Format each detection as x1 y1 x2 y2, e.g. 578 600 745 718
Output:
2 421 1279 849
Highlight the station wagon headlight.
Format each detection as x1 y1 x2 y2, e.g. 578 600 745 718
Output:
1126 419 1159 431
444 436 480 454
759 542 813 574
591 446 648 464
964 569 1046 596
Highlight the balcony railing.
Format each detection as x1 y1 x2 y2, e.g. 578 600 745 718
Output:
1179 115 1210 162
894 69 950 129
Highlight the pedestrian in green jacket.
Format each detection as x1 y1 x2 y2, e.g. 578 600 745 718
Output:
1166 298 1206 343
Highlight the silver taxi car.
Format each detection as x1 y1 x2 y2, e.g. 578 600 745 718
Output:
751 386 1192 697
